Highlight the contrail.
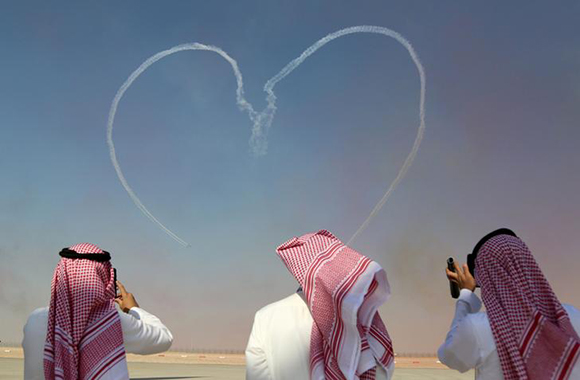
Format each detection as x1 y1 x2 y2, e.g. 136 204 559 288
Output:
107 43 251 247
263 26 426 244
107 26 426 247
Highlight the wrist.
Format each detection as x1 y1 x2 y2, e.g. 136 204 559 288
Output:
460 281 476 292
458 288 482 312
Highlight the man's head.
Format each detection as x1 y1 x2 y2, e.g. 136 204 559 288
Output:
55 243 116 301
468 228 517 283
445 228 518 293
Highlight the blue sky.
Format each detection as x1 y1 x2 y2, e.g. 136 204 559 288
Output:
1 1 579 352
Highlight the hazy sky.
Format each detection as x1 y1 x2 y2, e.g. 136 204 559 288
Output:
1 1 580 353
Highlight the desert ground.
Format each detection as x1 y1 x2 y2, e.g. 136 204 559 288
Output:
0 347 474 379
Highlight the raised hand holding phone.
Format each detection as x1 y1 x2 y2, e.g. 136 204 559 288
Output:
115 281 140 313
445 259 476 295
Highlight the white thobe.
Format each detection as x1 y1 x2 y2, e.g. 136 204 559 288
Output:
438 289 580 380
22 305 174 380
246 292 394 380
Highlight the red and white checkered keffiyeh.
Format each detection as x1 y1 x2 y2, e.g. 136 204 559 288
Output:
475 234 580 380
44 243 129 380
276 230 394 380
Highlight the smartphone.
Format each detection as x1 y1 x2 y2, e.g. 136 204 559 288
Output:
447 257 460 299
113 268 119 298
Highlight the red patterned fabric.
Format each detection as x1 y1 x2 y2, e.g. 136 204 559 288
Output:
475 234 580 380
44 243 129 380
276 230 394 380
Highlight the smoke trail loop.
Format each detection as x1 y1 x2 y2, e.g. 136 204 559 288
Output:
107 26 426 247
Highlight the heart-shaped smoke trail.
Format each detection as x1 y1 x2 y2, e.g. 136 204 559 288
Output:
107 25 426 247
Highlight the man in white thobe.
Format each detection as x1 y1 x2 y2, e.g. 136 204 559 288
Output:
23 281 174 380
23 243 173 380
246 230 395 380
246 290 392 380
438 288 580 379
438 229 580 380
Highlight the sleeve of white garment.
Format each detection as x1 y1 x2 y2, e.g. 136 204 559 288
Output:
437 289 484 373
245 310 272 380
118 305 174 355
565 304 580 334
23 308 49 380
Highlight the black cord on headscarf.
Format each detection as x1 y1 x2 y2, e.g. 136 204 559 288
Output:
59 248 111 262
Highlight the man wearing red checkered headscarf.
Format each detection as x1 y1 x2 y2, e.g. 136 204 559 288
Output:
22 243 174 380
246 230 394 380
439 229 580 380
44 243 129 380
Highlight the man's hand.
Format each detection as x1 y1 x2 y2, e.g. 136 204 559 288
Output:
446 262 476 292
115 281 140 313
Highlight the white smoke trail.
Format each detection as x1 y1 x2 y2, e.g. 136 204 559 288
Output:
262 26 426 244
107 43 255 247
107 26 426 247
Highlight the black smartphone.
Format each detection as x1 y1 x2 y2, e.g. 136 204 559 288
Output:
113 268 118 298
447 257 460 299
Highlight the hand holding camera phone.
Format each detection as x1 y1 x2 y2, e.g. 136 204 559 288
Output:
114 278 140 313
446 258 476 298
